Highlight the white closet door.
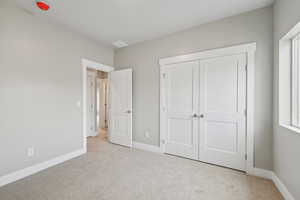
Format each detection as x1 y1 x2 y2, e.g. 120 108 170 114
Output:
199 54 247 171
163 61 199 160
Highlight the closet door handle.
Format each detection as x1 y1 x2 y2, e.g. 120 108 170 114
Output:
192 114 204 118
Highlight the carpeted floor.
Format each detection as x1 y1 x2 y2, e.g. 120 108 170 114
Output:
0 137 283 200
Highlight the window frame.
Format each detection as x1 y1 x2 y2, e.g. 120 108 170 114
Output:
291 33 300 128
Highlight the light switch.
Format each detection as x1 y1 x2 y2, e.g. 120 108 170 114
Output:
27 147 34 157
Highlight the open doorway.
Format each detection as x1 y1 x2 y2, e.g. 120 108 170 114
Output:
97 71 109 140
86 69 109 152
82 59 133 153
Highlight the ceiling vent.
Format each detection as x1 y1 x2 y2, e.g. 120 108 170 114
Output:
113 40 128 48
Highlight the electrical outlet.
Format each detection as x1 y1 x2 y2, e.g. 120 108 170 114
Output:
145 131 150 138
27 147 34 157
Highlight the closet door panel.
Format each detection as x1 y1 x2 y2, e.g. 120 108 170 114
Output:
199 54 247 171
163 61 199 160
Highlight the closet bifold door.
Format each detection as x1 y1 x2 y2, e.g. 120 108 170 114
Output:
198 54 247 171
163 61 199 160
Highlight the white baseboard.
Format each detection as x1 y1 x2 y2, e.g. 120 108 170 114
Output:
0 149 86 188
249 168 295 200
271 172 295 200
250 167 273 179
133 142 162 153
0 147 296 200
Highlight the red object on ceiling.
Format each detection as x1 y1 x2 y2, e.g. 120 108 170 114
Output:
36 1 50 11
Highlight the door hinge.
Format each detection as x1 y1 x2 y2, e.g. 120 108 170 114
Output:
244 109 247 116
245 154 247 160
245 64 247 71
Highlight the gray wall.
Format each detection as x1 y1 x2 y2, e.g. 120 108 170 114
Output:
0 0 113 176
273 0 300 199
115 7 274 170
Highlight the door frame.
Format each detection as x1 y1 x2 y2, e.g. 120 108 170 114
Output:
81 59 114 153
159 43 256 174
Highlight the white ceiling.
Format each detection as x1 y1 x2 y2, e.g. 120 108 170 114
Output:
15 0 274 48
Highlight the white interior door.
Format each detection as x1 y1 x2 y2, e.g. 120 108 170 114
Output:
86 71 97 137
109 69 132 147
162 61 199 160
199 54 247 171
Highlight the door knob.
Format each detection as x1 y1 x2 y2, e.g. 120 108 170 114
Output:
125 110 131 114
192 114 198 118
199 114 204 118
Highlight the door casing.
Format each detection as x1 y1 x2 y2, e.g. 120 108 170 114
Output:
159 43 256 174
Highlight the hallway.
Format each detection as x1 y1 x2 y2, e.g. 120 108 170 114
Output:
87 128 109 152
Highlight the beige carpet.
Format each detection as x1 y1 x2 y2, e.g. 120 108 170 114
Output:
0 138 282 200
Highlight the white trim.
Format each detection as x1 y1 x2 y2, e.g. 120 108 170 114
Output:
0 149 85 188
280 123 300 134
81 59 114 152
279 21 300 134
133 142 162 153
159 43 256 174
82 59 115 72
159 66 167 154
281 21 300 40
159 43 256 65
250 168 273 179
272 172 296 200
242 168 296 200
245 45 256 174
291 34 300 128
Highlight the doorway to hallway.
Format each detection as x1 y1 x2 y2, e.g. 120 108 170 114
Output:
82 59 133 152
